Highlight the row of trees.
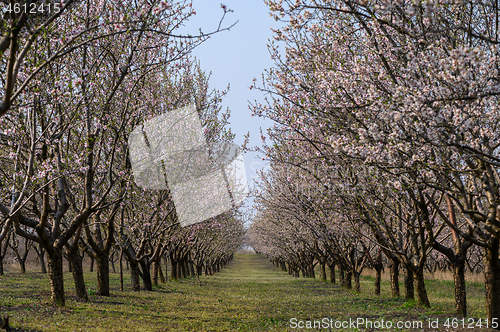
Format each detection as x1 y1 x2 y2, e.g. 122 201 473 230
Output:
1 208 244 296
249 0 500 326
0 0 244 306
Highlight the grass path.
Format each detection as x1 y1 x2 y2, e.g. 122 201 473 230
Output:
0 254 494 331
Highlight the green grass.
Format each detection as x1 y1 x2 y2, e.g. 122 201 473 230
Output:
0 254 494 331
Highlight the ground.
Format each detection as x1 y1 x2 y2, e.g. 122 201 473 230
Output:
0 254 496 331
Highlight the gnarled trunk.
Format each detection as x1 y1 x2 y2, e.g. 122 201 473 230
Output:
129 260 141 291
178 260 184 278
452 263 467 317
152 259 160 286
171 259 178 280
319 262 326 281
484 240 500 328
353 271 361 293
328 262 336 284
17 255 26 273
404 265 414 300
414 268 430 307
67 247 88 301
47 250 65 306
345 270 352 289
389 259 400 297
308 263 315 278
140 261 152 291
96 255 110 296
180 260 187 278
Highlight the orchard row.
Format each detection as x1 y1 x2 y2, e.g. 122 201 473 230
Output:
248 0 500 326
0 0 244 305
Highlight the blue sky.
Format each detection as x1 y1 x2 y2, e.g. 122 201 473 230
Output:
181 1 281 190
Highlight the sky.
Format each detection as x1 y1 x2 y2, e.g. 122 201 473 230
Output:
179 1 281 194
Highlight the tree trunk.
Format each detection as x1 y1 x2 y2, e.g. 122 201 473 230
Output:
140 261 152 291
96 255 110 296
180 260 187 278
39 246 47 273
89 257 94 272
110 251 116 273
389 259 400 297
452 263 467 317
196 265 203 277
484 241 500 328
39 245 47 273
171 260 178 280
374 249 383 296
129 260 141 291
414 268 430 307
445 194 468 317
339 265 345 287
67 255 72 273
164 256 168 280
47 250 65 306
353 272 361 293
119 250 124 292
345 270 352 289
328 263 336 284
320 262 326 281
308 263 315 278
18 257 26 273
67 247 88 301
152 259 160 286
375 267 381 296
0 240 6 276
159 262 166 283
404 265 414 300
180 260 186 278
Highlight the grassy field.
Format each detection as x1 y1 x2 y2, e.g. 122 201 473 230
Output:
0 254 495 331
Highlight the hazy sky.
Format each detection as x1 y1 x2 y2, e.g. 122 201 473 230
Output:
180 1 281 190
